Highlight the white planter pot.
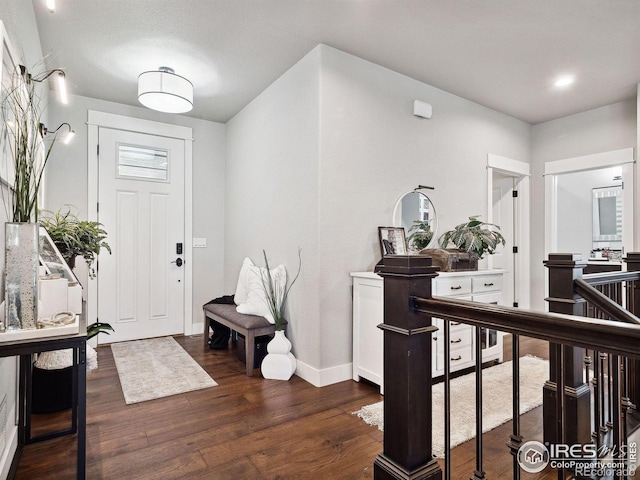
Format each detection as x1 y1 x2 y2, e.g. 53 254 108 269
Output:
261 330 296 380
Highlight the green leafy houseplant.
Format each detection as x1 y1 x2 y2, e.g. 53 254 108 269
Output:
438 216 505 259
41 208 114 340
87 322 114 340
40 208 112 279
261 249 302 331
407 220 434 250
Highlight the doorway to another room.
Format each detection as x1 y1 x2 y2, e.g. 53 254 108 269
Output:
487 154 531 310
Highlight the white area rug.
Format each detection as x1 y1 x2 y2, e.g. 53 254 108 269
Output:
354 355 548 457
111 336 217 404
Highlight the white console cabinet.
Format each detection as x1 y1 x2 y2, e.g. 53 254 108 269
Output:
351 269 505 394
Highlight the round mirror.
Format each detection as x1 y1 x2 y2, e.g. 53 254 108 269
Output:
392 191 438 252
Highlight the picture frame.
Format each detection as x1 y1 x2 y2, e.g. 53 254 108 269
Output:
378 226 407 257
39 226 79 285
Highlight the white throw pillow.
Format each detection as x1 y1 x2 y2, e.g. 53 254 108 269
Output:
234 257 255 305
236 264 287 323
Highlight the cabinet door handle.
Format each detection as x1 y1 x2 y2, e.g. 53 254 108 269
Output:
451 355 462 361
450 285 462 290
484 282 494 287
451 338 462 343
451 322 462 326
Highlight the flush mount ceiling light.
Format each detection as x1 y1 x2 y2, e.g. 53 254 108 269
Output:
138 67 193 114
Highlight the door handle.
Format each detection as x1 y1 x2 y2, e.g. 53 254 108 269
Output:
171 258 183 267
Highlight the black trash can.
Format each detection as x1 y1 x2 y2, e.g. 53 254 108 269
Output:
31 365 73 413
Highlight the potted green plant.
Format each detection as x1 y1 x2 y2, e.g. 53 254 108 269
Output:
438 216 506 259
407 220 434 251
40 207 114 339
260 249 301 380
40 208 112 279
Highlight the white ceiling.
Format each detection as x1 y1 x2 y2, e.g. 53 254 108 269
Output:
32 0 640 125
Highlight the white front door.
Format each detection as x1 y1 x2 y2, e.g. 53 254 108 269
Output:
97 128 185 343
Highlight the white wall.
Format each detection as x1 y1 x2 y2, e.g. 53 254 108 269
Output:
46 94 226 331
226 44 531 385
225 47 321 370
317 46 531 372
531 99 637 309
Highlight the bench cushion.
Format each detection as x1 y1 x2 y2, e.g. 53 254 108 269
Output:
203 304 287 330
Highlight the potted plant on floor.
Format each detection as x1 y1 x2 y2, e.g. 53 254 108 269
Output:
259 249 301 380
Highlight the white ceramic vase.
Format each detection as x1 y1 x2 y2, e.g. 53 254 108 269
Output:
261 330 296 380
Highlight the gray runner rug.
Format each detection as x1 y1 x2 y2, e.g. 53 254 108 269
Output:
111 336 217 404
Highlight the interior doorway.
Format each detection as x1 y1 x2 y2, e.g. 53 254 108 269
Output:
487 154 531 309
544 148 634 264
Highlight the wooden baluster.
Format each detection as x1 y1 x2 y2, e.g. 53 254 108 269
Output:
592 349 601 449
507 334 522 480
444 320 451 480
470 325 485 480
599 352 608 439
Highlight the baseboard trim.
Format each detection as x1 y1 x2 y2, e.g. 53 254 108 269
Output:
295 360 353 387
0 425 18 480
190 321 204 337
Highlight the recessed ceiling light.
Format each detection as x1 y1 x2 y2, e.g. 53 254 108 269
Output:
554 76 575 88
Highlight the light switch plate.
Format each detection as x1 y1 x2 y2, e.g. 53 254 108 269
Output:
193 238 207 248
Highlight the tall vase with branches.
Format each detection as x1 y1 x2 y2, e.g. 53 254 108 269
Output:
260 249 301 380
1 66 59 330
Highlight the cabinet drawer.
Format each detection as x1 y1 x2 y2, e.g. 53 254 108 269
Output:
436 328 473 353
435 277 471 296
472 275 503 294
436 344 474 371
433 318 471 334
473 291 502 305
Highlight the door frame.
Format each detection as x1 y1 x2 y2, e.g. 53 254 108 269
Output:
544 147 635 258
486 153 531 309
87 111 194 341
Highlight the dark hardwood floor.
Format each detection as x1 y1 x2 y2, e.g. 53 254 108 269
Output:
16 334 559 479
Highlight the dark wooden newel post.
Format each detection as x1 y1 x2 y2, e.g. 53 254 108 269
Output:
543 253 591 447
624 253 640 408
374 255 442 480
